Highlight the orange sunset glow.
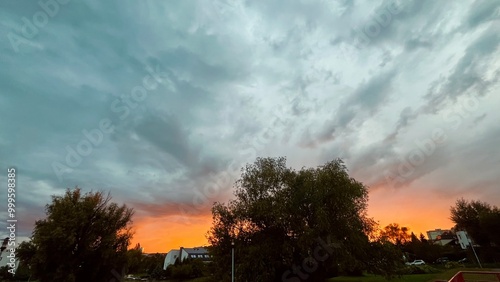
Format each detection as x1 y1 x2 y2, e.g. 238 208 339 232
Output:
368 188 455 239
132 186 458 253
131 215 213 253
3 1 500 280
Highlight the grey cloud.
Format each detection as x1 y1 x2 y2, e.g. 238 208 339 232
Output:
347 69 395 111
404 38 432 51
385 24 499 141
424 26 500 113
428 126 500 200
1 0 500 243
466 0 500 28
385 107 418 141
473 113 487 126
134 115 195 167
311 69 396 146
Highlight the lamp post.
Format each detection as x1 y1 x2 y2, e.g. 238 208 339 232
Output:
470 240 482 268
231 240 235 282
457 231 482 268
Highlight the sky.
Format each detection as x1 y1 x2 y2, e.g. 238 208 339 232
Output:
0 0 499 253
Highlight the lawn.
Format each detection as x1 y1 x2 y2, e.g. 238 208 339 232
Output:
125 277 212 282
327 268 500 282
123 267 500 282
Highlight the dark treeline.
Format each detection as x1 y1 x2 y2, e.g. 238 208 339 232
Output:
2 157 499 282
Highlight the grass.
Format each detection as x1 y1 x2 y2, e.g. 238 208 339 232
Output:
327 268 500 282
186 277 212 282
124 268 499 282
327 273 436 282
126 277 212 282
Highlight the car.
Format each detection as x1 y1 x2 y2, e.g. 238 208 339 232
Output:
410 260 426 265
458 258 468 263
435 257 449 264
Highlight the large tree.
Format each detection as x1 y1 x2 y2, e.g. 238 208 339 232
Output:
450 198 500 247
207 157 402 282
18 188 134 282
126 243 144 274
379 223 411 246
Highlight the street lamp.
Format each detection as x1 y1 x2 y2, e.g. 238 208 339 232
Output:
231 240 235 282
231 241 235 282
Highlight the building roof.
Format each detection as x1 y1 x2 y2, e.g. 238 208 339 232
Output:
182 247 209 255
426 229 452 240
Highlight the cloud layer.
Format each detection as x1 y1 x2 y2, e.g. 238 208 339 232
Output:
1 0 499 251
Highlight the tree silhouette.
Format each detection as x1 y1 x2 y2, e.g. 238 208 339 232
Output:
18 188 134 282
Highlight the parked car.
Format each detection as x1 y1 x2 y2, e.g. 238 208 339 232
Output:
410 260 426 265
458 258 468 263
435 257 449 264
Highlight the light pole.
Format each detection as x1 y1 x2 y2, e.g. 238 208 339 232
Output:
231 240 235 282
470 240 482 268
457 231 482 268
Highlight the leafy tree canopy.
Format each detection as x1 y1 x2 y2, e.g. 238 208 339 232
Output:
379 223 411 246
18 188 134 282
450 198 500 247
207 157 402 281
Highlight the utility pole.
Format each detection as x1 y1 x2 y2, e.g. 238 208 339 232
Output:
231 240 235 282
457 231 482 268
470 240 482 268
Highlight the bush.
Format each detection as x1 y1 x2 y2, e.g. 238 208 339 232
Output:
166 258 209 280
444 261 462 269
172 264 193 280
0 266 14 281
399 265 440 275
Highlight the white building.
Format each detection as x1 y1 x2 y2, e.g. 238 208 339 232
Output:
426 228 456 245
163 249 181 270
163 246 211 270
426 229 450 241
